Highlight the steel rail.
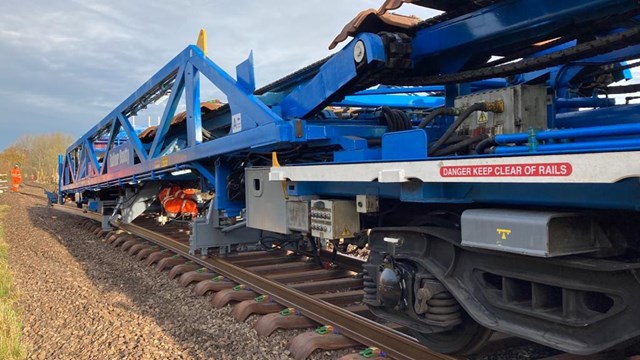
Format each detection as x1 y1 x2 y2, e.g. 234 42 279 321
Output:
51 204 102 221
117 221 456 360
50 204 455 360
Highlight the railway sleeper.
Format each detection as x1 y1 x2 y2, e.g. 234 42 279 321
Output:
106 232 124 245
193 277 235 296
111 235 132 248
156 255 187 272
120 238 142 252
178 269 215 287
288 330 361 360
144 250 172 266
135 246 161 261
232 298 284 322
127 243 153 256
254 312 318 337
168 262 200 279
211 288 258 309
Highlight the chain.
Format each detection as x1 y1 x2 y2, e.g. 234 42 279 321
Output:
385 25 640 86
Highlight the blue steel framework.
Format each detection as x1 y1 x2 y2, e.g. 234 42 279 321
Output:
57 0 640 355
60 35 390 200
61 0 640 198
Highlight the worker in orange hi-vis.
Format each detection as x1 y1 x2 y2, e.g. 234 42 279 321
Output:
10 165 22 192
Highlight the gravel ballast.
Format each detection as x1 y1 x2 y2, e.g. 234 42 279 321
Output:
0 189 348 359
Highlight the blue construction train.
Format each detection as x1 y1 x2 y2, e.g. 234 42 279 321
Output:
54 0 640 355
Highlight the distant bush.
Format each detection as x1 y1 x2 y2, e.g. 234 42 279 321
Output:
0 133 73 185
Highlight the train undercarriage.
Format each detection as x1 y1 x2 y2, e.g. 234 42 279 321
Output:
362 209 640 354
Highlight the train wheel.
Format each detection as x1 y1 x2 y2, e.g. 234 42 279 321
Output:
412 314 493 355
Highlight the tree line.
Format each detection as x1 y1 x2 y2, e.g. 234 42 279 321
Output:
0 133 74 185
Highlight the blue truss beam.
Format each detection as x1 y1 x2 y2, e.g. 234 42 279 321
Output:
149 65 186 158
117 113 148 162
67 49 192 152
184 63 203 147
101 119 119 175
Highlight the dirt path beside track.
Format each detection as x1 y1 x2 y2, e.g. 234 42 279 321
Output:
0 188 312 360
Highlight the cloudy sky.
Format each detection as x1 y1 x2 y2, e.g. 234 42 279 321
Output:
0 0 439 151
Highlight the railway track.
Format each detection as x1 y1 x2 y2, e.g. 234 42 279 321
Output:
50 203 451 360
34 196 634 360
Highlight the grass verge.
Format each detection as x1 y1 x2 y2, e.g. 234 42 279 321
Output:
0 204 26 359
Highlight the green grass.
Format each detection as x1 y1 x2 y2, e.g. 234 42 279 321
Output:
0 205 26 359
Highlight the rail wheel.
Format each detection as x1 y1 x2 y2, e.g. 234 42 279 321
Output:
411 314 493 355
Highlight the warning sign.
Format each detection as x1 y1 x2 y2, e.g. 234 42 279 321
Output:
440 162 572 178
341 227 351 237
478 112 488 124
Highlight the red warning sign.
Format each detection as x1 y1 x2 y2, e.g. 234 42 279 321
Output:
440 162 572 177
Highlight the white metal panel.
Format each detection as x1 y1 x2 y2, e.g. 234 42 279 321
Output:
269 151 640 184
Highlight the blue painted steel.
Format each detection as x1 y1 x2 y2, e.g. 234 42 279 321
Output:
236 51 256 93
58 0 640 229
353 80 507 96
184 63 203 148
555 97 615 109
67 49 191 152
84 140 100 177
411 0 638 72
213 160 242 217
187 162 216 189
57 154 64 204
117 114 148 161
62 45 291 191
334 94 444 109
382 130 428 160
334 148 382 162
288 179 640 211
400 180 640 211
494 138 640 154
555 104 640 128
279 33 386 119
149 65 186 158
356 86 446 95
107 143 134 172
101 118 119 176
188 47 283 131
493 123 640 147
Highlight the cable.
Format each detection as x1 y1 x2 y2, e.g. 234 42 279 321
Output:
417 107 458 128
381 106 397 132
428 101 503 155
604 83 640 95
474 136 497 155
381 107 412 132
432 134 488 156
443 134 469 146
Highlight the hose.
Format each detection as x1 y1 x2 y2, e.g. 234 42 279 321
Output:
418 107 459 129
428 101 503 156
381 106 411 132
432 134 488 156
443 134 469 146
474 135 497 154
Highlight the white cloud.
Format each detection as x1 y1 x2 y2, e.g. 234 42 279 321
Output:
0 0 437 150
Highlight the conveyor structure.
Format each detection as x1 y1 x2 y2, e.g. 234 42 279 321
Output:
56 0 640 355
